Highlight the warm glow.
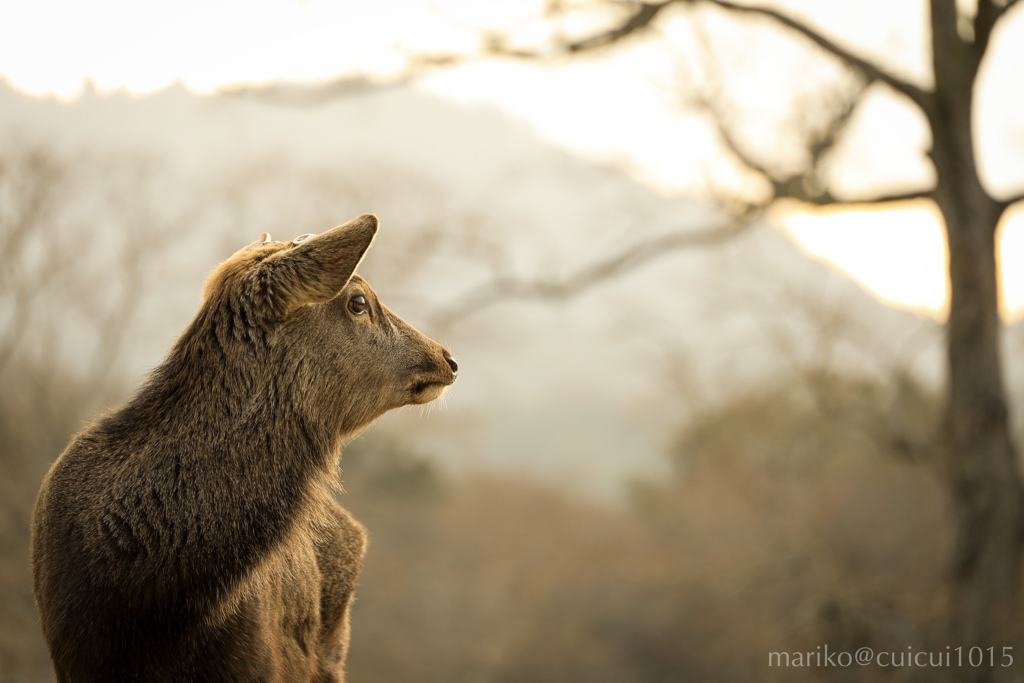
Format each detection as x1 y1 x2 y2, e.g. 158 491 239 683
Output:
2 1 1023 322
1000 209 1024 321
0 0 536 98
776 201 1024 322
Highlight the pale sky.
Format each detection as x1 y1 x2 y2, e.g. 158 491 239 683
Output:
2 0 1022 319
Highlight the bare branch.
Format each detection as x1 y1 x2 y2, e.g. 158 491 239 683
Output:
565 2 674 52
515 0 931 113
479 2 676 58
804 85 864 166
220 75 411 106
790 187 934 207
969 0 1019 73
430 216 756 327
685 46 775 186
0 148 67 377
697 0 933 113
697 92 933 208
686 28 928 210
975 1 1002 60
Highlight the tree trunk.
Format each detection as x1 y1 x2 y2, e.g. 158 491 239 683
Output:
930 2 1024 679
939 168 1024 682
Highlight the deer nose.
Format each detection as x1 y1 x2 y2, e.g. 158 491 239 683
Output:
444 353 458 374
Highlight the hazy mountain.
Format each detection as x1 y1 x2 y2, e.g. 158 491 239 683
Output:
0 78 949 498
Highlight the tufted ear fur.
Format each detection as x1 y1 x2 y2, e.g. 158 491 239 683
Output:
259 214 378 318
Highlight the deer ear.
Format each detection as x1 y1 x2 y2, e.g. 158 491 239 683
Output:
259 214 378 317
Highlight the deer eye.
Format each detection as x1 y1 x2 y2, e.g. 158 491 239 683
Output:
348 294 369 316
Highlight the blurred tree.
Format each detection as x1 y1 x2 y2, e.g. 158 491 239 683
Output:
436 1 1024 677
639 368 950 683
0 144 205 680
335 373 950 683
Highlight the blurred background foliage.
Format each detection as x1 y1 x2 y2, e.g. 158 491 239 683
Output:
340 370 950 683
0 139 956 679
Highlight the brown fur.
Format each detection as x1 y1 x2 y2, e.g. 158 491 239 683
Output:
31 215 456 682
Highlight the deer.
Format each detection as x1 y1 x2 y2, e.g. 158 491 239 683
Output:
31 214 457 682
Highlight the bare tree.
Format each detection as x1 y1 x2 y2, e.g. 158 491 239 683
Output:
0 145 212 679
454 0 1024 677
428 214 753 327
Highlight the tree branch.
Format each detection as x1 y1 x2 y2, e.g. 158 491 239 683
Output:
430 217 756 327
503 0 932 132
996 0 1022 19
220 75 411 106
971 0 1019 71
975 1 1001 60
565 2 675 51
687 36 929 210
695 0 932 113
974 0 1020 72
784 187 935 207
533 1 932 113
